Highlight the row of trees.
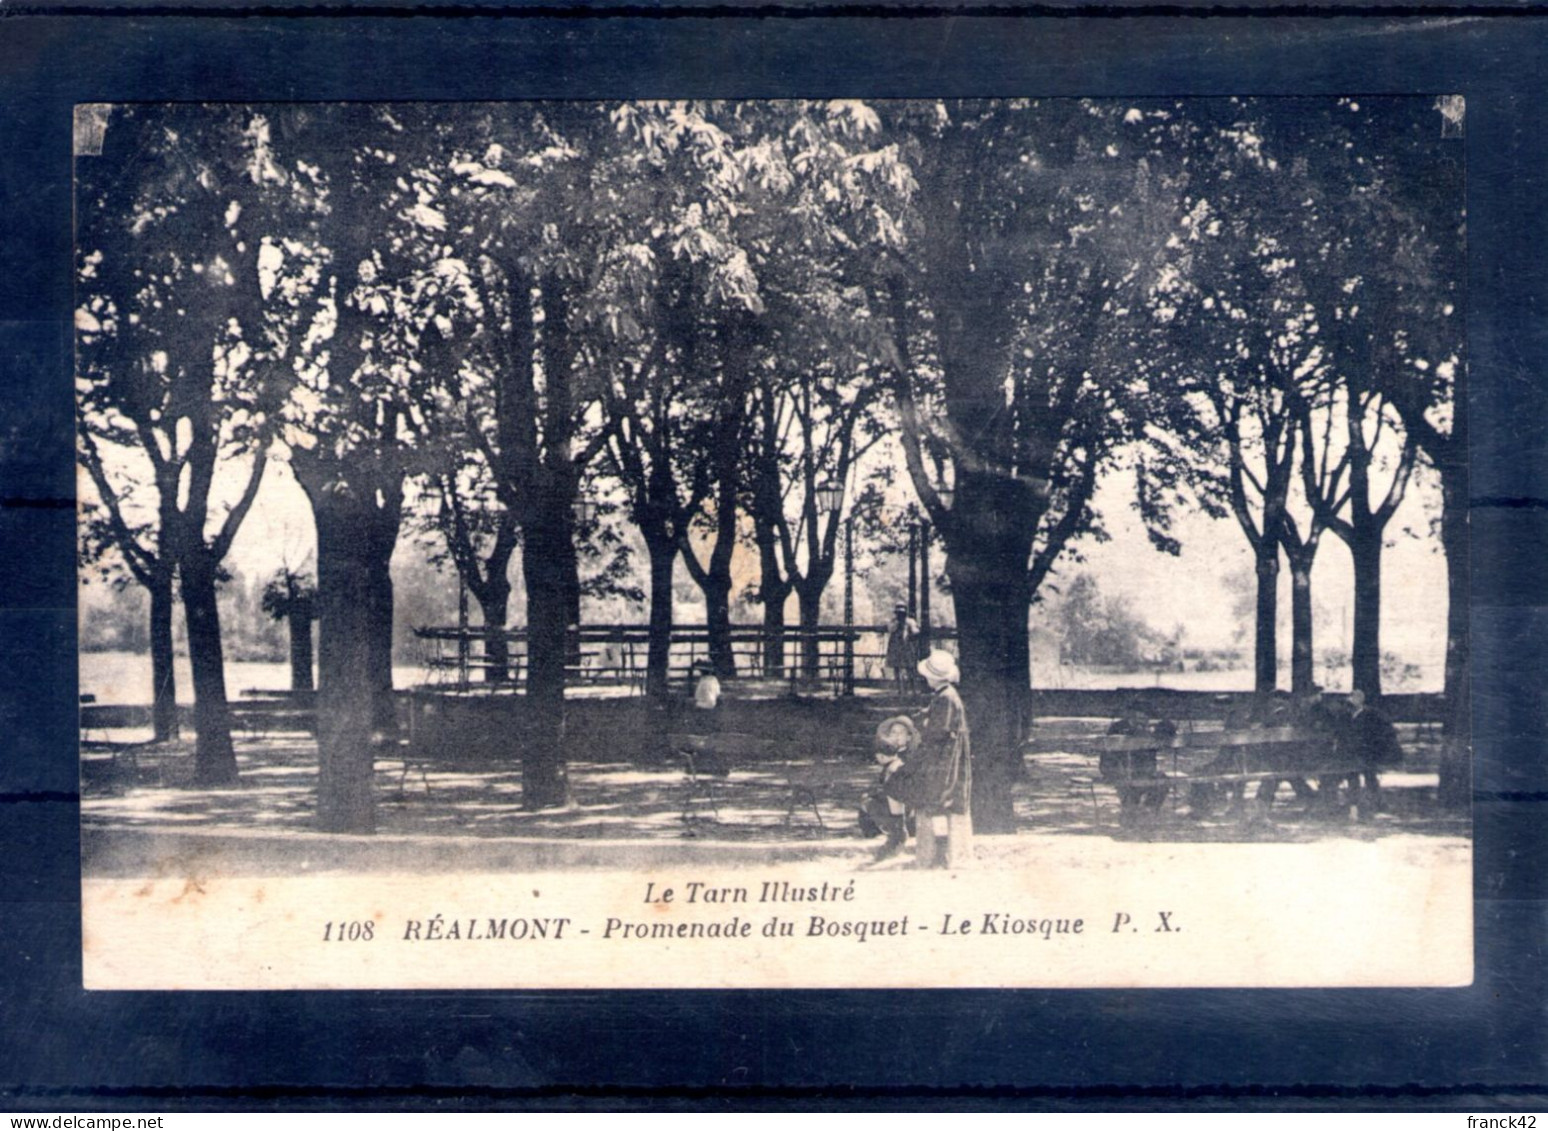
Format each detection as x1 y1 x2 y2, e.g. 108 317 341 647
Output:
77 98 1465 834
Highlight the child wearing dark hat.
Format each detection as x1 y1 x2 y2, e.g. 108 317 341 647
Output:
862 715 919 862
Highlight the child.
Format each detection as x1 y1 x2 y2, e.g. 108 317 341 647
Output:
862 715 919 862
914 650 972 869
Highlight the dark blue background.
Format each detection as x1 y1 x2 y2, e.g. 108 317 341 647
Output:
2 11 1545 1108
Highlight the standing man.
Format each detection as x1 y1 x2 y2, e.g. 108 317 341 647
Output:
883 603 920 693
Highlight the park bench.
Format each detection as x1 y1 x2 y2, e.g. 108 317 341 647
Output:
668 731 827 832
230 700 317 736
1082 726 1369 824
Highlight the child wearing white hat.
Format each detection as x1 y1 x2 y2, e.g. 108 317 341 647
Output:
913 650 973 869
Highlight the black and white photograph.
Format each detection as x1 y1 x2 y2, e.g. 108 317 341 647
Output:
73 96 1471 990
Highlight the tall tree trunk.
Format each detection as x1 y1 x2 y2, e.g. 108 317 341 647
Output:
1254 546 1280 696
304 475 401 835
1349 525 1384 698
939 476 1036 835
562 533 582 670
180 560 237 785
796 583 823 681
520 504 575 810
751 508 790 680
949 565 1030 837
312 494 381 834
1286 553 1315 695
148 574 179 742
287 608 314 692
761 589 788 680
1437 462 1470 807
643 529 677 698
702 569 735 680
479 583 511 685
366 550 396 733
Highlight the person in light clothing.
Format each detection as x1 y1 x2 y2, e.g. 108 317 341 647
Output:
912 650 972 869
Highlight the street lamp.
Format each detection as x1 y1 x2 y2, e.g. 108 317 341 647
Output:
572 493 598 526
814 478 844 515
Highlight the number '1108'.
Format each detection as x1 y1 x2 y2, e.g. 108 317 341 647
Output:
322 921 375 941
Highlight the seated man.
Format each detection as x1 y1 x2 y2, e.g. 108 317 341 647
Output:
1336 689 1404 815
1189 696 1277 816
1100 701 1172 823
1256 686 1334 809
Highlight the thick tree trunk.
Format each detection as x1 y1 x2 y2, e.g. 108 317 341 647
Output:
1437 464 1470 807
365 553 397 733
950 566 1030 836
1254 547 1280 696
520 505 575 810
702 570 735 680
148 576 179 742
798 575 835 680
306 480 402 835
796 582 825 681
1287 553 1315 695
1349 527 1384 698
287 609 314 692
479 585 511 685
313 499 380 834
761 592 788 680
562 535 582 670
938 474 1036 835
180 561 237 786
644 531 677 698
751 513 789 680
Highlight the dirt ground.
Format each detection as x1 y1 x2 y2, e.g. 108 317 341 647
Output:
81 710 1469 869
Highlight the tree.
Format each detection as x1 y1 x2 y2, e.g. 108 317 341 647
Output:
76 433 179 743
596 102 796 682
262 568 316 692
1255 100 1437 699
1302 97 1467 799
597 255 718 696
76 105 275 782
257 105 478 830
740 223 890 679
431 104 640 804
1052 573 1158 668
878 99 1190 832
1279 405 1338 695
1171 217 1314 696
417 449 522 684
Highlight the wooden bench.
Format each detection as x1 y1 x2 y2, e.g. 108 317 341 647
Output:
231 704 317 736
667 732 826 831
1085 727 1368 823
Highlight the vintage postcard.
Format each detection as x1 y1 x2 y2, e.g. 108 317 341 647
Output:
75 96 1470 990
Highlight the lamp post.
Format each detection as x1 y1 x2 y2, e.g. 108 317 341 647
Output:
919 520 932 654
456 575 470 690
907 520 918 621
812 479 848 692
918 487 952 656
422 483 471 689
843 516 855 696
567 492 597 669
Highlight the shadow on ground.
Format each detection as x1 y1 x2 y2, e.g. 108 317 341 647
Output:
82 714 1469 853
